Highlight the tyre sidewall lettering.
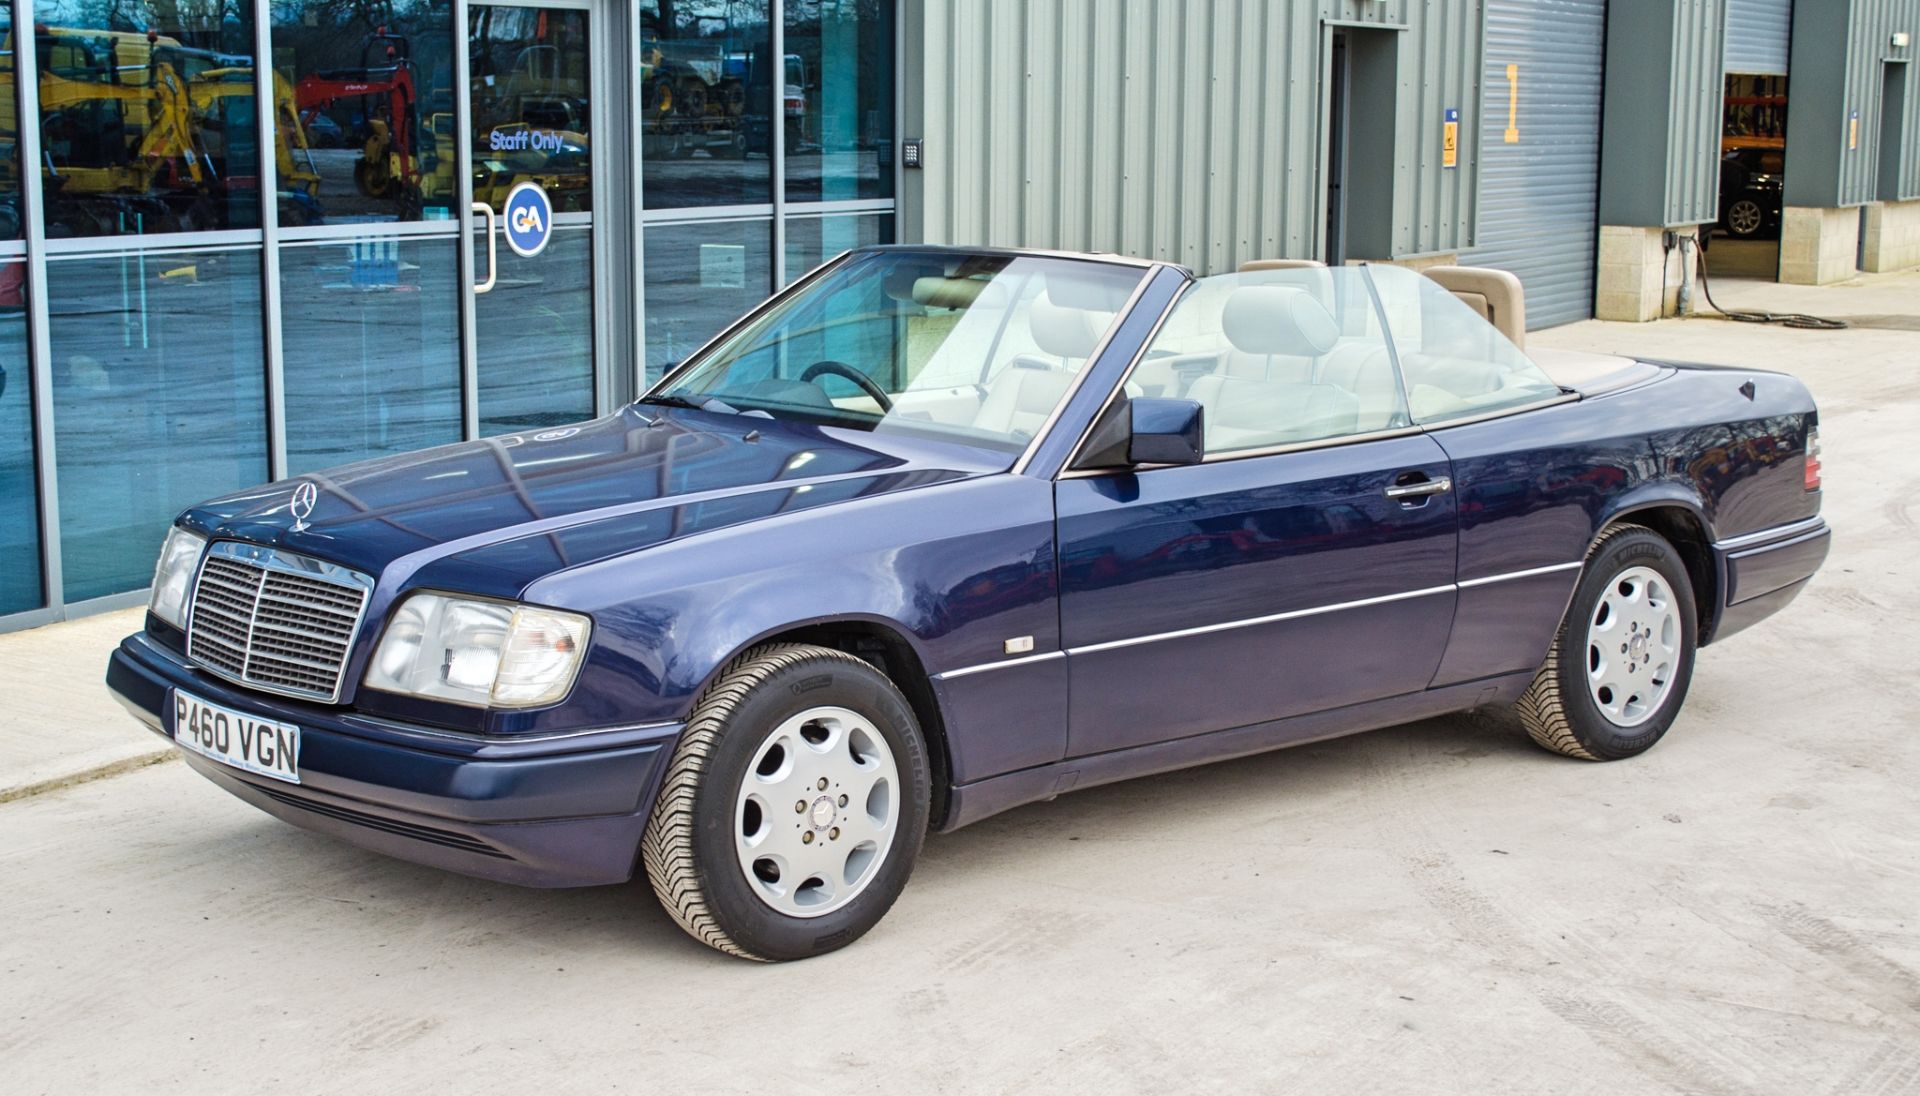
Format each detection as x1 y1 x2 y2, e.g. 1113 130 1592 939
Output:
1559 532 1698 758
665 648 931 961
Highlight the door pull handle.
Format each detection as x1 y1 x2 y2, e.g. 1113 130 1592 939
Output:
472 201 497 295
1384 476 1452 500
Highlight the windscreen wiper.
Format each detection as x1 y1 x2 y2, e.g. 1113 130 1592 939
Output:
637 393 735 413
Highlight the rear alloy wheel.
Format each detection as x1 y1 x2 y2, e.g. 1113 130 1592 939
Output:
1517 524 1698 761
641 643 930 961
1725 198 1766 239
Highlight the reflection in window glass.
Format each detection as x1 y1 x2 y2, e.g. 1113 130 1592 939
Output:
657 251 1144 452
270 2 457 227
476 224 594 435
638 1 772 209
32 3 260 237
48 248 267 601
642 218 772 384
783 213 891 287
1129 267 1407 453
280 237 462 475
3 5 20 240
470 5 591 215
0 261 42 614
784 0 893 202
1363 265 1561 424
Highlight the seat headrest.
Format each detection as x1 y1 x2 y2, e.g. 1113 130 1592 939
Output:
1237 258 1327 272
1421 265 1527 347
1044 274 1134 311
911 276 1007 310
1221 285 1340 357
1030 296 1108 359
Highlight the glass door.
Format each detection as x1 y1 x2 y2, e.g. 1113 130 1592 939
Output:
465 0 596 435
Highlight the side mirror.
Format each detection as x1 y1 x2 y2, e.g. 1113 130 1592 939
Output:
1076 397 1205 470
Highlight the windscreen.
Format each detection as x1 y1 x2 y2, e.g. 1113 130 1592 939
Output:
650 250 1146 452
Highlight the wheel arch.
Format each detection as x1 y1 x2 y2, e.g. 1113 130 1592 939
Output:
695 615 955 829
1593 497 1721 645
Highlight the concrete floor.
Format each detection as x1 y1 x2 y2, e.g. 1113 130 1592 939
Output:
1702 235 1781 280
3 271 1918 1094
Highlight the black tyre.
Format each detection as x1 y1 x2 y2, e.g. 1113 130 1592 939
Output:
1517 524 1698 761
641 643 931 961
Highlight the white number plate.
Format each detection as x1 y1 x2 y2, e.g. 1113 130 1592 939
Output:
171 689 301 785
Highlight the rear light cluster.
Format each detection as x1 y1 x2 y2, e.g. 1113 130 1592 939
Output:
1804 426 1822 491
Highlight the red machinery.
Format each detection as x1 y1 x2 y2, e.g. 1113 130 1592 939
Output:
293 29 420 198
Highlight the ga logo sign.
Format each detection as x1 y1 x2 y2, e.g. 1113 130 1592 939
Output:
503 181 554 258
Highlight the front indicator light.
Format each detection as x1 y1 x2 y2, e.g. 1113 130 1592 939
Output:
365 593 590 708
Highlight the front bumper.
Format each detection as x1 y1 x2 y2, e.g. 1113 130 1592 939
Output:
107 634 680 887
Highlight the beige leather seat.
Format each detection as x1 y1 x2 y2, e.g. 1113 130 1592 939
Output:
1317 343 1406 432
971 294 1109 439
1188 285 1360 450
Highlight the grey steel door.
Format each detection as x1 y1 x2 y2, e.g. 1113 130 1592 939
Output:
1461 0 1606 329
1726 0 1792 75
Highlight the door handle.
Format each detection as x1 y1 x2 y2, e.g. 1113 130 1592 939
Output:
1384 476 1452 500
472 201 497 295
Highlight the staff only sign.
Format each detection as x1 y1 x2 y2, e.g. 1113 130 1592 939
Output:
504 181 555 259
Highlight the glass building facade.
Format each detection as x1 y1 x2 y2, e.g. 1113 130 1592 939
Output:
0 0 898 629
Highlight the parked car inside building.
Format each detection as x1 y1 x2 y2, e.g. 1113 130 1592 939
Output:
1719 144 1787 239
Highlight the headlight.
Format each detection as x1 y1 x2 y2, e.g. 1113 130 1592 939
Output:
364 593 591 708
149 527 207 628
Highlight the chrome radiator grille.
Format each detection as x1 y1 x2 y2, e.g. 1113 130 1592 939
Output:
186 542 373 703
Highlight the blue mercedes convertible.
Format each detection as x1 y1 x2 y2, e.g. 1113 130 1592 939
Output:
107 246 1829 960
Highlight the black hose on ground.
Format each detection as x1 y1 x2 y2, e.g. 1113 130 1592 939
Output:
1692 230 1847 330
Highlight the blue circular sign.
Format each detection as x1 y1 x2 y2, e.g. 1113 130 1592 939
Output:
503 181 554 258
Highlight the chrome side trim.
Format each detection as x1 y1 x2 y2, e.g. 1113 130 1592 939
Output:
1067 584 1457 656
930 650 1067 682
1712 516 1827 552
929 562 1593 676
1456 561 1584 588
1009 269 1170 477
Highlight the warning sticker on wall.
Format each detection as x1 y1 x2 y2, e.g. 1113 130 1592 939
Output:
1444 108 1459 168
1504 64 1520 144
1849 109 1860 151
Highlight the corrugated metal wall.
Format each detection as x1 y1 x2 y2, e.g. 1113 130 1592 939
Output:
1460 0 1606 328
1785 0 1920 205
903 0 1484 272
1666 0 1728 225
1845 0 1920 202
1726 0 1793 74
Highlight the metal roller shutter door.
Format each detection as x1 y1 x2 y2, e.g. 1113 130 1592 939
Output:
1460 0 1607 329
1726 0 1792 75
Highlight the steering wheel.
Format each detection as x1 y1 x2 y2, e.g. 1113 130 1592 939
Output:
798 360 894 412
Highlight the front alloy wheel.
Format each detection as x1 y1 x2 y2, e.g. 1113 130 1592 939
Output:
734 706 900 918
642 643 930 961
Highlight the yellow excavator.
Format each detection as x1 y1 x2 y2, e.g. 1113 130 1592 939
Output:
189 65 324 223
10 27 214 232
